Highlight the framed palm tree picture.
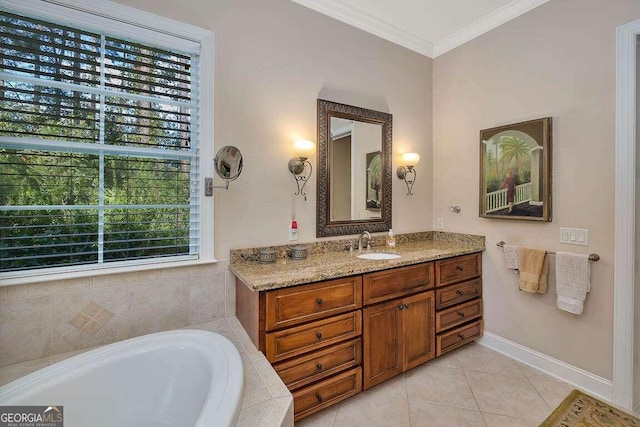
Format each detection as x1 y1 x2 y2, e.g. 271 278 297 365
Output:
479 117 552 221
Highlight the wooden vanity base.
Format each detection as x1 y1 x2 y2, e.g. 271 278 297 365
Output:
236 252 483 422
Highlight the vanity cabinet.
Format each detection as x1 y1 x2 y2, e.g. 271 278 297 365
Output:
434 253 483 355
235 251 482 422
363 290 435 389
236 275 363 422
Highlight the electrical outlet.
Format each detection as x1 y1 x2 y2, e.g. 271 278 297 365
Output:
436 218 444 230
559 227 589 246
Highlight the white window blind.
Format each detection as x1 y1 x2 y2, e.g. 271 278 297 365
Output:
0 10 201 273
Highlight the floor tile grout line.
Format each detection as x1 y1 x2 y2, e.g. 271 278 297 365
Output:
461 366 528 379
406 396 482 412
516 362 555 411
461 363 485 418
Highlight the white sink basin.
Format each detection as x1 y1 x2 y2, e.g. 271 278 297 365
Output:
357 253 401 260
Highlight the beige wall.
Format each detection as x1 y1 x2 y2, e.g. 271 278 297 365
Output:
433 0 640 379
0 0 433 367
110 0 433 256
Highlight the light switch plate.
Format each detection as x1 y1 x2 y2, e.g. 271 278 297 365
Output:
204 177 214 196
559 227 589 246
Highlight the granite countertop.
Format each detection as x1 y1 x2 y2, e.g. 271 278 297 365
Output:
230 231 485 291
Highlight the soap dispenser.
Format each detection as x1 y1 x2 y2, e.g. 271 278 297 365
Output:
289 220 298 241
386 229 396 248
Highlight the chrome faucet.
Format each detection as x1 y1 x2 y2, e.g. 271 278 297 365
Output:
358 231 371 251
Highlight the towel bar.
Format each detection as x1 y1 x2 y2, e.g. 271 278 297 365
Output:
496 241 600 261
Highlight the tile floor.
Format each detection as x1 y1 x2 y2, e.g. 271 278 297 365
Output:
296 342 576 427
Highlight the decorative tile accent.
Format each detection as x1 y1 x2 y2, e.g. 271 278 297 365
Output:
52 286 128 355
68 301 115 336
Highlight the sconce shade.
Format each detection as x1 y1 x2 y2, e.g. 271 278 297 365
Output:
293 139 316 159
401 152 420 167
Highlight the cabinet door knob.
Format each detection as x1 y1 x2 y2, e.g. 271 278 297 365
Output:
398 304 405 310
457 290 465 296
456 265 464 271
457 312 465 317
316 331 323 340
316 298 323 306
458 333 466 340
317 394 324 403
316 363 323 372
404 304 409 309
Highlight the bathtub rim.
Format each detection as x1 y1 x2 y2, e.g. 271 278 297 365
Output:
0 329 244 427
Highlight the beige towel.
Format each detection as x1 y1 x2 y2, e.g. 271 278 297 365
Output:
537 256 549 294
503 245 519 270
556 252 591 314
518 247 548 293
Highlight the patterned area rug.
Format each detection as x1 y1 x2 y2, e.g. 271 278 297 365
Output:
540 389 640 427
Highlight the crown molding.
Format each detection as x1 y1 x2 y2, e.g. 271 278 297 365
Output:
290 0 434 57
291 0 550 59
433 0 551 57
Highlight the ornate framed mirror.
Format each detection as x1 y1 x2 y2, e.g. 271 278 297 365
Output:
316 99 392 237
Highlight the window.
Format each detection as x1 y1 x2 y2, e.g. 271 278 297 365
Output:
0 0 214 279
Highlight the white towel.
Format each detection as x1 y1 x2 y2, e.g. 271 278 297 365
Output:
555 252 591 315
503 245 519 270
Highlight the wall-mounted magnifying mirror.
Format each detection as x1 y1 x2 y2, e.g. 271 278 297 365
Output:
209 146 243 192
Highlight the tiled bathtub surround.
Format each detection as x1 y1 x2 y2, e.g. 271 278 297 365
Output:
0 261 236 367
0 317 294 427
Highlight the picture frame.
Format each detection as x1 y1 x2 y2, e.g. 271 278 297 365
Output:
365 151 382 211
479 117 552 221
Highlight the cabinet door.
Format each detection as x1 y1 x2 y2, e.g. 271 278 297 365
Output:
363 299 403 389
402 291 435 371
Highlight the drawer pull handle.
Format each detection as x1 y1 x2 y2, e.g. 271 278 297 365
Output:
316 394 324 404
457 290 465 296
456 265 464 271
316 298 323 306
316 331 323 340
458 333 466 340
316 363 323 372
457 312 465 318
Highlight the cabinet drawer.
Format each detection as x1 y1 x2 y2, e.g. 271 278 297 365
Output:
274 338 362 390
435 278 482 310
363 262 434 305
436 298 483 333
436 319 483 356
265 311 362 363
435 253 482 287
293 367 362 422
265 276 362 331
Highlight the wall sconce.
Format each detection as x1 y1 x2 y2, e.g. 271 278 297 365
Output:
397 152 420 196
288 139 315 201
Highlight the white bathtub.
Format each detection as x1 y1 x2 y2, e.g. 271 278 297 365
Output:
0 330 244 427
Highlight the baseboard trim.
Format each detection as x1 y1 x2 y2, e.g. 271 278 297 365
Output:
478 331 613 403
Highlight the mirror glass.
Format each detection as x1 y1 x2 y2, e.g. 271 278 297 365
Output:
317 99 392 237
214 146 243 181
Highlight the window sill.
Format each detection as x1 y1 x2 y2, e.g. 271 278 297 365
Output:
0 257 219 287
